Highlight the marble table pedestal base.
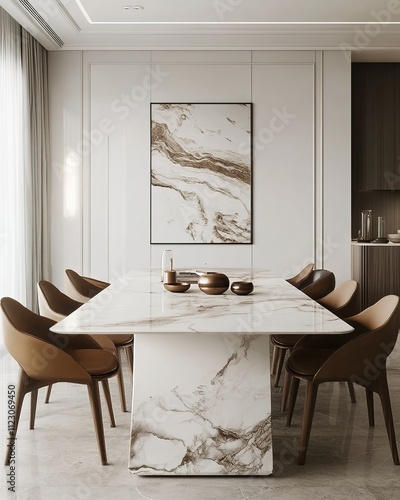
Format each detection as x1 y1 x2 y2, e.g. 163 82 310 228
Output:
129 333 272 475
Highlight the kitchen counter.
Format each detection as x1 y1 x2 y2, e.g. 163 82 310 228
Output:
351 241 400 246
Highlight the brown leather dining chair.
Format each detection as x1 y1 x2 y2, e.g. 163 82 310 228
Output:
279 279 359 411
300 269 336 301
285 294 400 465
286 263 314 289
64 270 133 412
271 269 336 390
64 268 109 303
271 263 315 377
37 280 116 403
1 297 119 465
38 279 133 412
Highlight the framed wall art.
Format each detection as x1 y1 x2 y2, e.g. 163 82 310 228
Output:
150 103 252 244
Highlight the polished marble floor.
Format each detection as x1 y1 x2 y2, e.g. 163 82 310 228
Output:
1 341 400 500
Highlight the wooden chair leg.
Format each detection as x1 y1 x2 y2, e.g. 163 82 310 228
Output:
115 348 128 412
281 370 292 412
271 343 278 374
347 381 357 404
286 376 300 426
101 379 116 428
376 373 399 465
280 347 293 411
298 381 319 465
87 381 108 466
366 387 374 426
274 347 286 388
44 384 53 404
30 389 38 430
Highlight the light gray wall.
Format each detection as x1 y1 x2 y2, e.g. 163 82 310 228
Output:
48 50 351 289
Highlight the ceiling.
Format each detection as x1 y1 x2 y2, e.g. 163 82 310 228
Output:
2 0 400 60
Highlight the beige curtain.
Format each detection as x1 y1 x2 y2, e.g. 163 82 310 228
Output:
0 8 26 305
0 7 49 311
21 29 50 310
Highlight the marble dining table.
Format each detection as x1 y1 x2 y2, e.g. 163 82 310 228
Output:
50 268 353 476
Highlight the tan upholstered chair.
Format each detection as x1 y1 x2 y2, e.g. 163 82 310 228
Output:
300 269 336 301
37 280 116 404
279 280 359 411
42 277 133 412
286 263 314 288
1 297 118 465
64 268 109 303
271 263 314 376
272 269 336 389
285 294 400 465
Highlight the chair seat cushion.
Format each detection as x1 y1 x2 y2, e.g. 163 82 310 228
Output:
272 334 303 348
287 348 336 378
68 349 118 375
108 334 133 346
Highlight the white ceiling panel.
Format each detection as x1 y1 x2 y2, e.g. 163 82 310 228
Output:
1 0 400 59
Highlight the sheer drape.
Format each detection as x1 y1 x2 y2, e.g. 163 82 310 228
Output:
0 7 49 312
0 9 26 305
22 29 50 311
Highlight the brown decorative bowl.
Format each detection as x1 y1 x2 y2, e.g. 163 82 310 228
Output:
163 282 190 293
198 273 229 295
231 281 254 295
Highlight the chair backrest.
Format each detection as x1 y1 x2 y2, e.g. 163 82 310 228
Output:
1 297 100 352
38 280 82 321
82 276 109 290
318 280 359 319
65 269 108 302
287 263 314 289
346 293 400 332
0 297 91 383
316 295 400 383
301 269 336 301
36 285 116 353
1 296 56 340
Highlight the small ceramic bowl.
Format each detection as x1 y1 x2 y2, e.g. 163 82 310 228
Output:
163 282 190 293
388 234 400 243
230 281 254 295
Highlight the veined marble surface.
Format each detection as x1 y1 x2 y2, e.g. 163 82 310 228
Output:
51 269 353 336
129 333 272 475
50 268 352 476
151 103 252 244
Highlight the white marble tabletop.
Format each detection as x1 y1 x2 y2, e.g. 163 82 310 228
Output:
51 269 353 336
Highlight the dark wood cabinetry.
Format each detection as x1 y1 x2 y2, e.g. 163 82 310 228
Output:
352 63 400 239
352 63 400 191
352 243 400 309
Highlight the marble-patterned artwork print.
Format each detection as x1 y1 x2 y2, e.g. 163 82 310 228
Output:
151 103 252 243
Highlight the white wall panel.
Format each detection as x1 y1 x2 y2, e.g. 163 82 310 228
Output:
150 63 251 102
152 51 251 63
48 50 351 286
322 52 352 284
252 64 315 277
252 51 315 64
48 51 83 291
90 64 151 280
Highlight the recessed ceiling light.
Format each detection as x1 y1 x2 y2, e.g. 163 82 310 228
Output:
123 5 144 10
